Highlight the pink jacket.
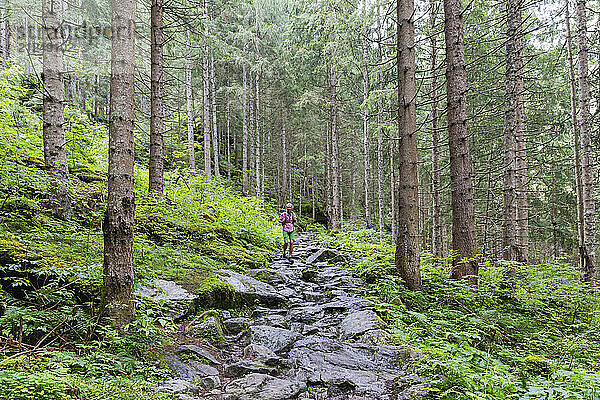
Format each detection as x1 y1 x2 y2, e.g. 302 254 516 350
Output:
279 212 297 232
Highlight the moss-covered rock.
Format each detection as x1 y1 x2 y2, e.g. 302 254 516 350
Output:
521 355 555 377
194 276 243 310
192 310 225 344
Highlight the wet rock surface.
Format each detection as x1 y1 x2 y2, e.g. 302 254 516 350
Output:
136 279 197 319
154 233 428 399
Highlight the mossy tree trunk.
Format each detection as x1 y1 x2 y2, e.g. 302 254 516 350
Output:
104 0 136 329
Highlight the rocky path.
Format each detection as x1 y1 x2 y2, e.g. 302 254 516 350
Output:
148 233 428 400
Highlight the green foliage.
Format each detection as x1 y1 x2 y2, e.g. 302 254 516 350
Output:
0 67 282 398
321 228 600 399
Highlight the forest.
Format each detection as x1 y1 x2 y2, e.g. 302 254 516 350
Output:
0 0 600 398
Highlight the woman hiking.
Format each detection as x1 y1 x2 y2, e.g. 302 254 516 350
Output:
279 203 297 260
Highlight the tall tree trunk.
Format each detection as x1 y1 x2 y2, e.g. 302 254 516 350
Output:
362 25 371 228
255 73 261 200
430 0 442 260
202 7 211 180
42 0 72 220
325 119 332 228
1 6 9 68
149 0 164 197
376 9 385 233
504 0 528 263
210 52 219 177
226 99 231 179
104 0 136 328
249 74 255 195
395 0 421 290
185 29 196 171
576 0 596 282
330 63 341 229
566 0 585 273
443 0 479 281
242 50 249 195
503 0 518 262
281 123 288 204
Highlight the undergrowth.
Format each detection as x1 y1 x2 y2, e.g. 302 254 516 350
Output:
320 229 600 399
0 66 280 398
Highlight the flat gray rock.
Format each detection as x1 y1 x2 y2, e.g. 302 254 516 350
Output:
340 310 384 339
289 336 422 399
154 379 199 395
305 248 344 265
217 270 285 306
136 279 197 319
224 360 277 378
175 344 221 366
248 325 300 354
224 317 250 334
242 344 280 365
224 373 306 400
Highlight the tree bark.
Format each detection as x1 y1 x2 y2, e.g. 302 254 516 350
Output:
0 7 8 68
330 63 341 229
576 0 596 282
210 52 219 177
443 0 479 281
185 29 196 171
281 123 288 204
565 0 585 274
104 0 136 329
255 73 261 200
42 0 72 220
149 0 164 197
430 0 442 260
202 5 211 180
242 49 249 195
226 99 231 179
504 0 528 263
362 24 371 228
395 0 421 290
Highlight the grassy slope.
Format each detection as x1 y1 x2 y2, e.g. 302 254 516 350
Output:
0 67 280 399
320 229 600 399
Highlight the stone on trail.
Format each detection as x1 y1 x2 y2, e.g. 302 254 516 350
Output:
288 336 424 399
224 373 307 400
135 279 197 320
305 248 345 265
242 344 280 365
248 325 300 354
175 344 221 366
216 270 285 306
340 309 384 340
224 360 277 378
224 317 250 334
154 379 200 395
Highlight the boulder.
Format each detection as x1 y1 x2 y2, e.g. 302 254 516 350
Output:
340 310 384 340
242 344 280 366
136 279 197 319
305 248 345 265
288 336 423 399
248 325 300 354
224 373 306 400
199 375 221 390
216 270 285 307
193 315 225 343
